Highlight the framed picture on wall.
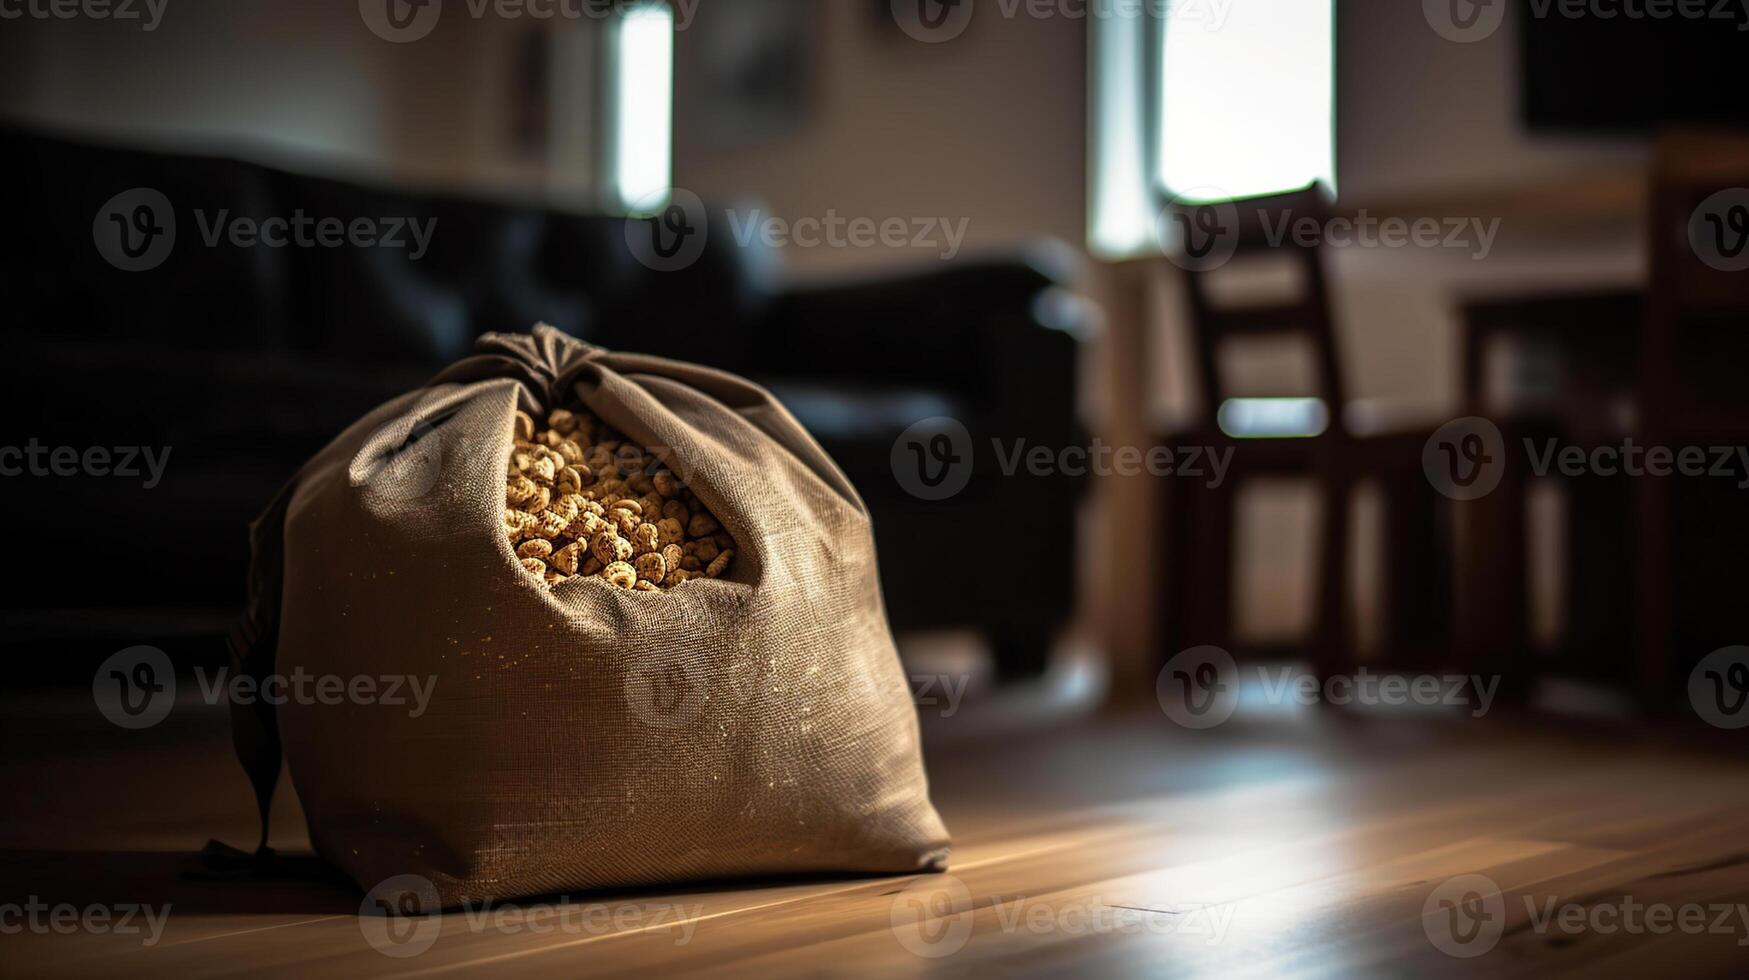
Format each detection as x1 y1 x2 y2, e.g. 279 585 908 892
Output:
680 0 818 147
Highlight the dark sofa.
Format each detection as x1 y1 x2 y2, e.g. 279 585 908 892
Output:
2 127 1089 681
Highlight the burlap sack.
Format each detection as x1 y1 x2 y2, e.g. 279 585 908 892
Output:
228 325 949 906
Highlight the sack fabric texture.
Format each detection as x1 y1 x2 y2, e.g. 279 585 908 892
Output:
228 325 949 906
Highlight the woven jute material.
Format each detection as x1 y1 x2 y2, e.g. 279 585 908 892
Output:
229 325 949 906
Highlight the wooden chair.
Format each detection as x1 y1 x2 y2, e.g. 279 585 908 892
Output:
1156 185 1447 682
1637 130 1749 707
1455 289 1641 695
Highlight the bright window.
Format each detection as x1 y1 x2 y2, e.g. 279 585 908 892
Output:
1158 0 1334 201
612 2 674 212
1090 1 1335 253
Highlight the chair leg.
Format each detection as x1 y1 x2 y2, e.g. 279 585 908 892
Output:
1381 467 1448 671
1314 471 1351 683
1460 447 1531 701
1161 476 1233 663
1635 477 1674 710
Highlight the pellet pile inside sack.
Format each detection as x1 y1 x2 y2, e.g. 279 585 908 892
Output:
504 408 733 590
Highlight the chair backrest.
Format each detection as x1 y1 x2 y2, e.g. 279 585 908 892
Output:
1643 129 1749 442
1459 289 1641 441
1164 183 1347 436
1637 129 1749 700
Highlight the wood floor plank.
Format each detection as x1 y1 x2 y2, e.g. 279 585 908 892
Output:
6 701 1749 977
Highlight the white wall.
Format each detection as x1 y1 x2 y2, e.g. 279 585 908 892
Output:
1336 0 1647 202
672 2 1087 279
0 0 596 196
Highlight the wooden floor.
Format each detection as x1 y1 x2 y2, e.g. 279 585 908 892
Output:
5 690 1749 978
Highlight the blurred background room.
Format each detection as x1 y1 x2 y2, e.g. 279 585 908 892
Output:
7 0 1747 712
6 0 1749 975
